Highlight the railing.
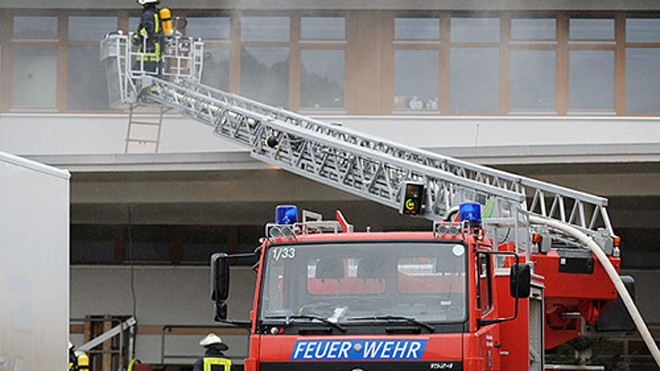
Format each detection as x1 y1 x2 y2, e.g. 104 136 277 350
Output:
70 316 136 371
100 32 204 108
160 324 249 366
546 324 660 369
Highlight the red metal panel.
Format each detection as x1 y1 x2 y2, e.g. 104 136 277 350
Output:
533 251 619 300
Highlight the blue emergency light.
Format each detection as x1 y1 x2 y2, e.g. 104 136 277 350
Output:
459 202 482 225
276 205 298 225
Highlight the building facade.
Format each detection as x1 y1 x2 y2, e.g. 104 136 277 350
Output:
1 0 659 368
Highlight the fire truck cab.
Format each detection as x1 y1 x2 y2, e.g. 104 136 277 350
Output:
212 204 542 371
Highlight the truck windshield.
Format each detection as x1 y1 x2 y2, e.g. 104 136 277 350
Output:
259 241 467 325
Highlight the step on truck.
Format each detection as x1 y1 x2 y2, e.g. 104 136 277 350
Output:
100 31 660 371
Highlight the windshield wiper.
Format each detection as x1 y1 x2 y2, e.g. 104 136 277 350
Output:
346 315 435 333
265 315 347 333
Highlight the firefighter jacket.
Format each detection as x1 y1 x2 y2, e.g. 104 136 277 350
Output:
133 6 161 61
193 348 232 371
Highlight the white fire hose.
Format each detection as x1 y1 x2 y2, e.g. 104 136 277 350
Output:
528 216 660 368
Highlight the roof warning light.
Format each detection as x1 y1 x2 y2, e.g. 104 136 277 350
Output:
276 205 298 225
459 202 482 226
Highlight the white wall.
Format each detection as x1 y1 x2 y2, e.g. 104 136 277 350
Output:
0 153 70 370
2 114 660 164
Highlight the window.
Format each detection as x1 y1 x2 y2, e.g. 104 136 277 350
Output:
568 17 615 113
240 16 290 107
618 228 660 269
450 47 499 113
451 17 499 43
626 18 660 114
570 18 615 41
625 48 660 114
202 48 230 91
450 17 500 113
395 17 439 40
510 50 556 111
11 15 59 109
306 257 387 295
237 225 264 254
302 16 345 40
397 255 464 294
71 225 117 264
394 50 439 110
299 16 346 110
393 16 440 112
12 48 57 108
181 226 228 262
186 16 230 39
241 16 289 42
128 16 141 34
125 225 170 262
509 17 557 113
68 16 115 42
511 18 556 40
68 224 259 266
241 46 290 108
2 10 660 117
569 50 614 111
187 16 231 91
627 18 660 43
261 242 467 323
13 16 58 39
67 16 116 111
300 49 344 109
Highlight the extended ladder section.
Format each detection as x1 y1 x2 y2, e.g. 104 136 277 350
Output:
101 33 615 254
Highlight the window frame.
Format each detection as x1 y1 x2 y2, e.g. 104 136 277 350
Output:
623 14 660 115
566 13 619 115
7 11 64 112
297 12 347 113
182 10 234 92
66 12 119 112
448 13 503 115
70 223 257 266
390 12 442 114
0 9 657 116
508 14 559 115
236 11 292 109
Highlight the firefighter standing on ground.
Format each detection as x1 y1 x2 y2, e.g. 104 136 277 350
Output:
193 333 232 371
133 0 162 73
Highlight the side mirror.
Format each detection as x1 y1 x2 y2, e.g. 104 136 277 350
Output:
214 302 228 322
510 263 531 298
211 253 230 320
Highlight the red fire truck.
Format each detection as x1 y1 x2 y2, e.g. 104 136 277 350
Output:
99 32 658 370
211 204 628 371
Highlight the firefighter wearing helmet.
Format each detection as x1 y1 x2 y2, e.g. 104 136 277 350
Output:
193 333 232 371
133 0 162 73
68 342 89 371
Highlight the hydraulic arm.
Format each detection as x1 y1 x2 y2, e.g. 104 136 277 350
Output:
101 32 613 253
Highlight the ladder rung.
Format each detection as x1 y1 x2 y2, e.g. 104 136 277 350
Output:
126 139 159 144
128 121 162 126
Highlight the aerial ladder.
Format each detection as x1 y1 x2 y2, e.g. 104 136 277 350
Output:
100 32 660 368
